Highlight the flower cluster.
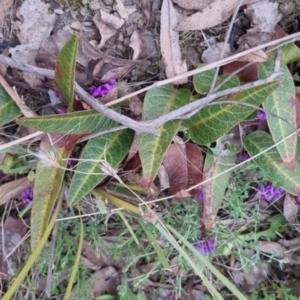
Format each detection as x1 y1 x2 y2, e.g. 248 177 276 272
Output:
89 78 116 97
21 187 33 205
195 237 216 255
258 184 283 202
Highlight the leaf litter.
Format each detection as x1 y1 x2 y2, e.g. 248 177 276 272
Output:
1 0 300 298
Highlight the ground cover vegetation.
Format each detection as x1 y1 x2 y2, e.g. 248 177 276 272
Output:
1 0 300 299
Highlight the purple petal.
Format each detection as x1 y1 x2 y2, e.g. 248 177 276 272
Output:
108 78 116 85
195 237 215 255
55 108 66 115
241 152 250 161
196 189 204 202
257 110 266 120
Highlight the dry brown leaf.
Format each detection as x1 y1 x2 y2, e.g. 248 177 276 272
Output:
93 10 125 49
232 261 269 291
283 193 299 224
175 0 259 31
201 42 232 65
99 64 133 82
89 267 120 296
117 81 143 116
172 0 214 10
238 49 269 63
163 144 188 195
158 165 170 190
141 0 151 21
115 0 128 20
129 30 143 60
0 217 29 280
0 0 13 23
9 0 56 87
0 178 32 205
237 0 282 47
160 0 187 84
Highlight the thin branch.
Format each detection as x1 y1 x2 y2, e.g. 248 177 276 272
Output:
208 0 244 94
0 32 298 136
149 71 283 128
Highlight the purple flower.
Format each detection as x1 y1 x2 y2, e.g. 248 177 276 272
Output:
21 187 33 205
89 78 116 97
241 152 250 161
55 107 66 114
195 237 215 255
258 184 283 202
196 189 204 202
55 91 61 100
257 110 266 120
296 196 300 204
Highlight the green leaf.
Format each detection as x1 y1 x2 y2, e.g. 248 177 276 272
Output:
69 129 134 204
31 141 70 251
258 61 297 170
185 81 280 145
193 67 240 94
54 35 78 111
138 85 190 187
0 86 21 126
269 42 300 65
203 149 236 230
18 110 118 134
243 131 300 195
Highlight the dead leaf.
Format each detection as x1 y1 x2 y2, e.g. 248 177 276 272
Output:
172 0 214 10
0 0 13 23
160 0 187 84
0 178 32 205
115 0 128 20
93 10 125 49
80 33 139 66
175 0 259 31
10 0 56 87
283 193 299 224
158 165 170 190
87 267 120 297
245 0 282 33
258 241 300 264
141 0 151 21
185 143 203 187
0 217 29 280
117 81 143 115
222 60 259 82
129 30 143 60
237 49 269 63
98 64 133 82
163 144 187 195
81 239 125 269
201 42 232 64
232 260 269 291
163 142 203 195
237 0 282 47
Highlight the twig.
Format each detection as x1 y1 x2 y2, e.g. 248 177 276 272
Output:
0 32 298 137
208 0 244 94
149 71 283 128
